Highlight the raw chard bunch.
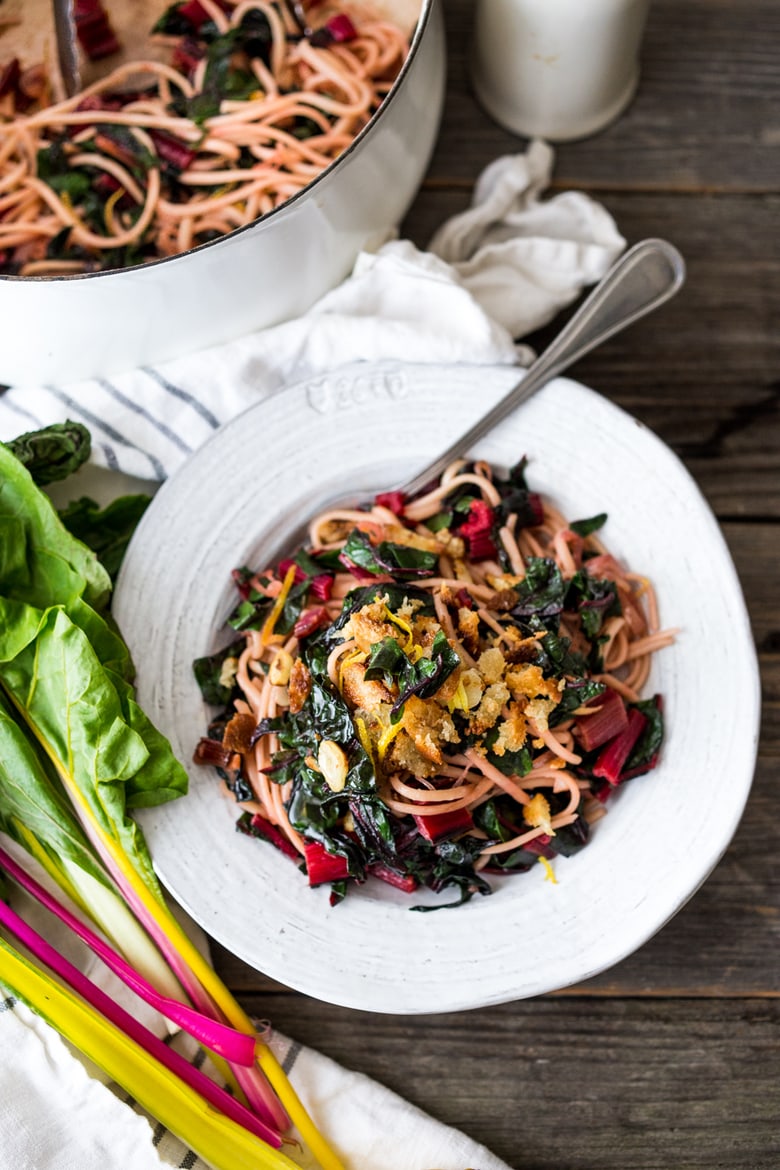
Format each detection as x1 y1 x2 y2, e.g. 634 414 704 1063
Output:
0 439 344 1170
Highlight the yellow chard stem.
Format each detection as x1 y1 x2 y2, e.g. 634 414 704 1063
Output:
257 1046 349 1170
0 939 301 1170
60 769 347 1170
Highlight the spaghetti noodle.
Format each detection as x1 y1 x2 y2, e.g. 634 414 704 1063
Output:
194 457 677 907
0 1 408 275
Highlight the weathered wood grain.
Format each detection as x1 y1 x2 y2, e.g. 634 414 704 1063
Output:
434 0 780 192
223 994 780 1170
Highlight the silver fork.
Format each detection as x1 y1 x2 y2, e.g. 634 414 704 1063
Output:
400 236 685 499
275 237 685 557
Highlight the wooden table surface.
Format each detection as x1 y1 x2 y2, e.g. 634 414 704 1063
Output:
212 3 780 1166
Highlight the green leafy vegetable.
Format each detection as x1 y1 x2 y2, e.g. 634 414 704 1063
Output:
365 630 460 714
340 528 438 578
565 569 620 641
183 31 257 124
570 512 608 537
0 443 312 1148
512 557 565 623
625 696 665 773
58 495 151 582
4 421 91 485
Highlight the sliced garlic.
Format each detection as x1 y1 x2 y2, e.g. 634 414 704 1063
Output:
268 648 293 686
318 739 348 793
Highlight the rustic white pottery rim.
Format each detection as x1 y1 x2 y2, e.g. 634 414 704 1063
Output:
113 361 761 1015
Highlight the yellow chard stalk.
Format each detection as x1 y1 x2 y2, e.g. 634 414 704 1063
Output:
0 936 301 1170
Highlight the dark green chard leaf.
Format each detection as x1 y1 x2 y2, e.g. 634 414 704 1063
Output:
423 510 453 533
227 587 273 631
183 31 257 124
306 676 362 747
287 774 366 878
512 557 566 624
625 696 664 774
227 574 310 636
297 545 341 574
488 744 533 778
192 638 245 706
330 583 435 631
534 628 588 678
411 856 492 910
364 630 459 716
37 142 92 201
439 469 481 515
236 9 273 64
549 677 607 726
95 125 155 173
153 2 198 35
58 495 151 582
364 636 407 688
570 512 608 537
4 421 91 486
549 815 590 857
473 798 513 842
399 630 459 702
481 727 533 778
340 528 437 578
565 569 620 641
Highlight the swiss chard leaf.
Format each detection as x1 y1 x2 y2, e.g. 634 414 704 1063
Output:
549 815 590 857
364 631 459 714
512 558 565 623
58 494 151 582
0 443 110 615
565 570 619 641
570 513 608 537
0 607 186 898
625 696 664 773
193 638 245 707
0 692 112 889
182 31 257 124
483 741 533 779
340 529 437 579
227 588 273 631
534 629 588 678
364 636 407 689
5 421 91 486
549 677 606 726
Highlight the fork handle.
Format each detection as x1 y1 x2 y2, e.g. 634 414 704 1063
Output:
399 237 686 499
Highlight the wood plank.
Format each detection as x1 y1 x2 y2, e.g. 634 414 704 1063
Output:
216 995 780 1170
433 0 780 192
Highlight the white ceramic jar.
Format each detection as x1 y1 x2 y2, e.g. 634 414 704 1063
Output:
471 0 651 142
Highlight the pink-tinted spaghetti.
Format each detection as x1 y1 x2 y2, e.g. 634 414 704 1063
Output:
0 1 407 274
194 457 676 907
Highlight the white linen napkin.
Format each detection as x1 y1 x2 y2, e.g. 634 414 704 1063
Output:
0 140 624 481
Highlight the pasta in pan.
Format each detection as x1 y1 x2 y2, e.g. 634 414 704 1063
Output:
0 1 408 275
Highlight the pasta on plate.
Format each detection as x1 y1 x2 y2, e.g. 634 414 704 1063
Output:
193 456 676 909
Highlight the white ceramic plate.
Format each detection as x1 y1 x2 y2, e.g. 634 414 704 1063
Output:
113 361 761 1015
